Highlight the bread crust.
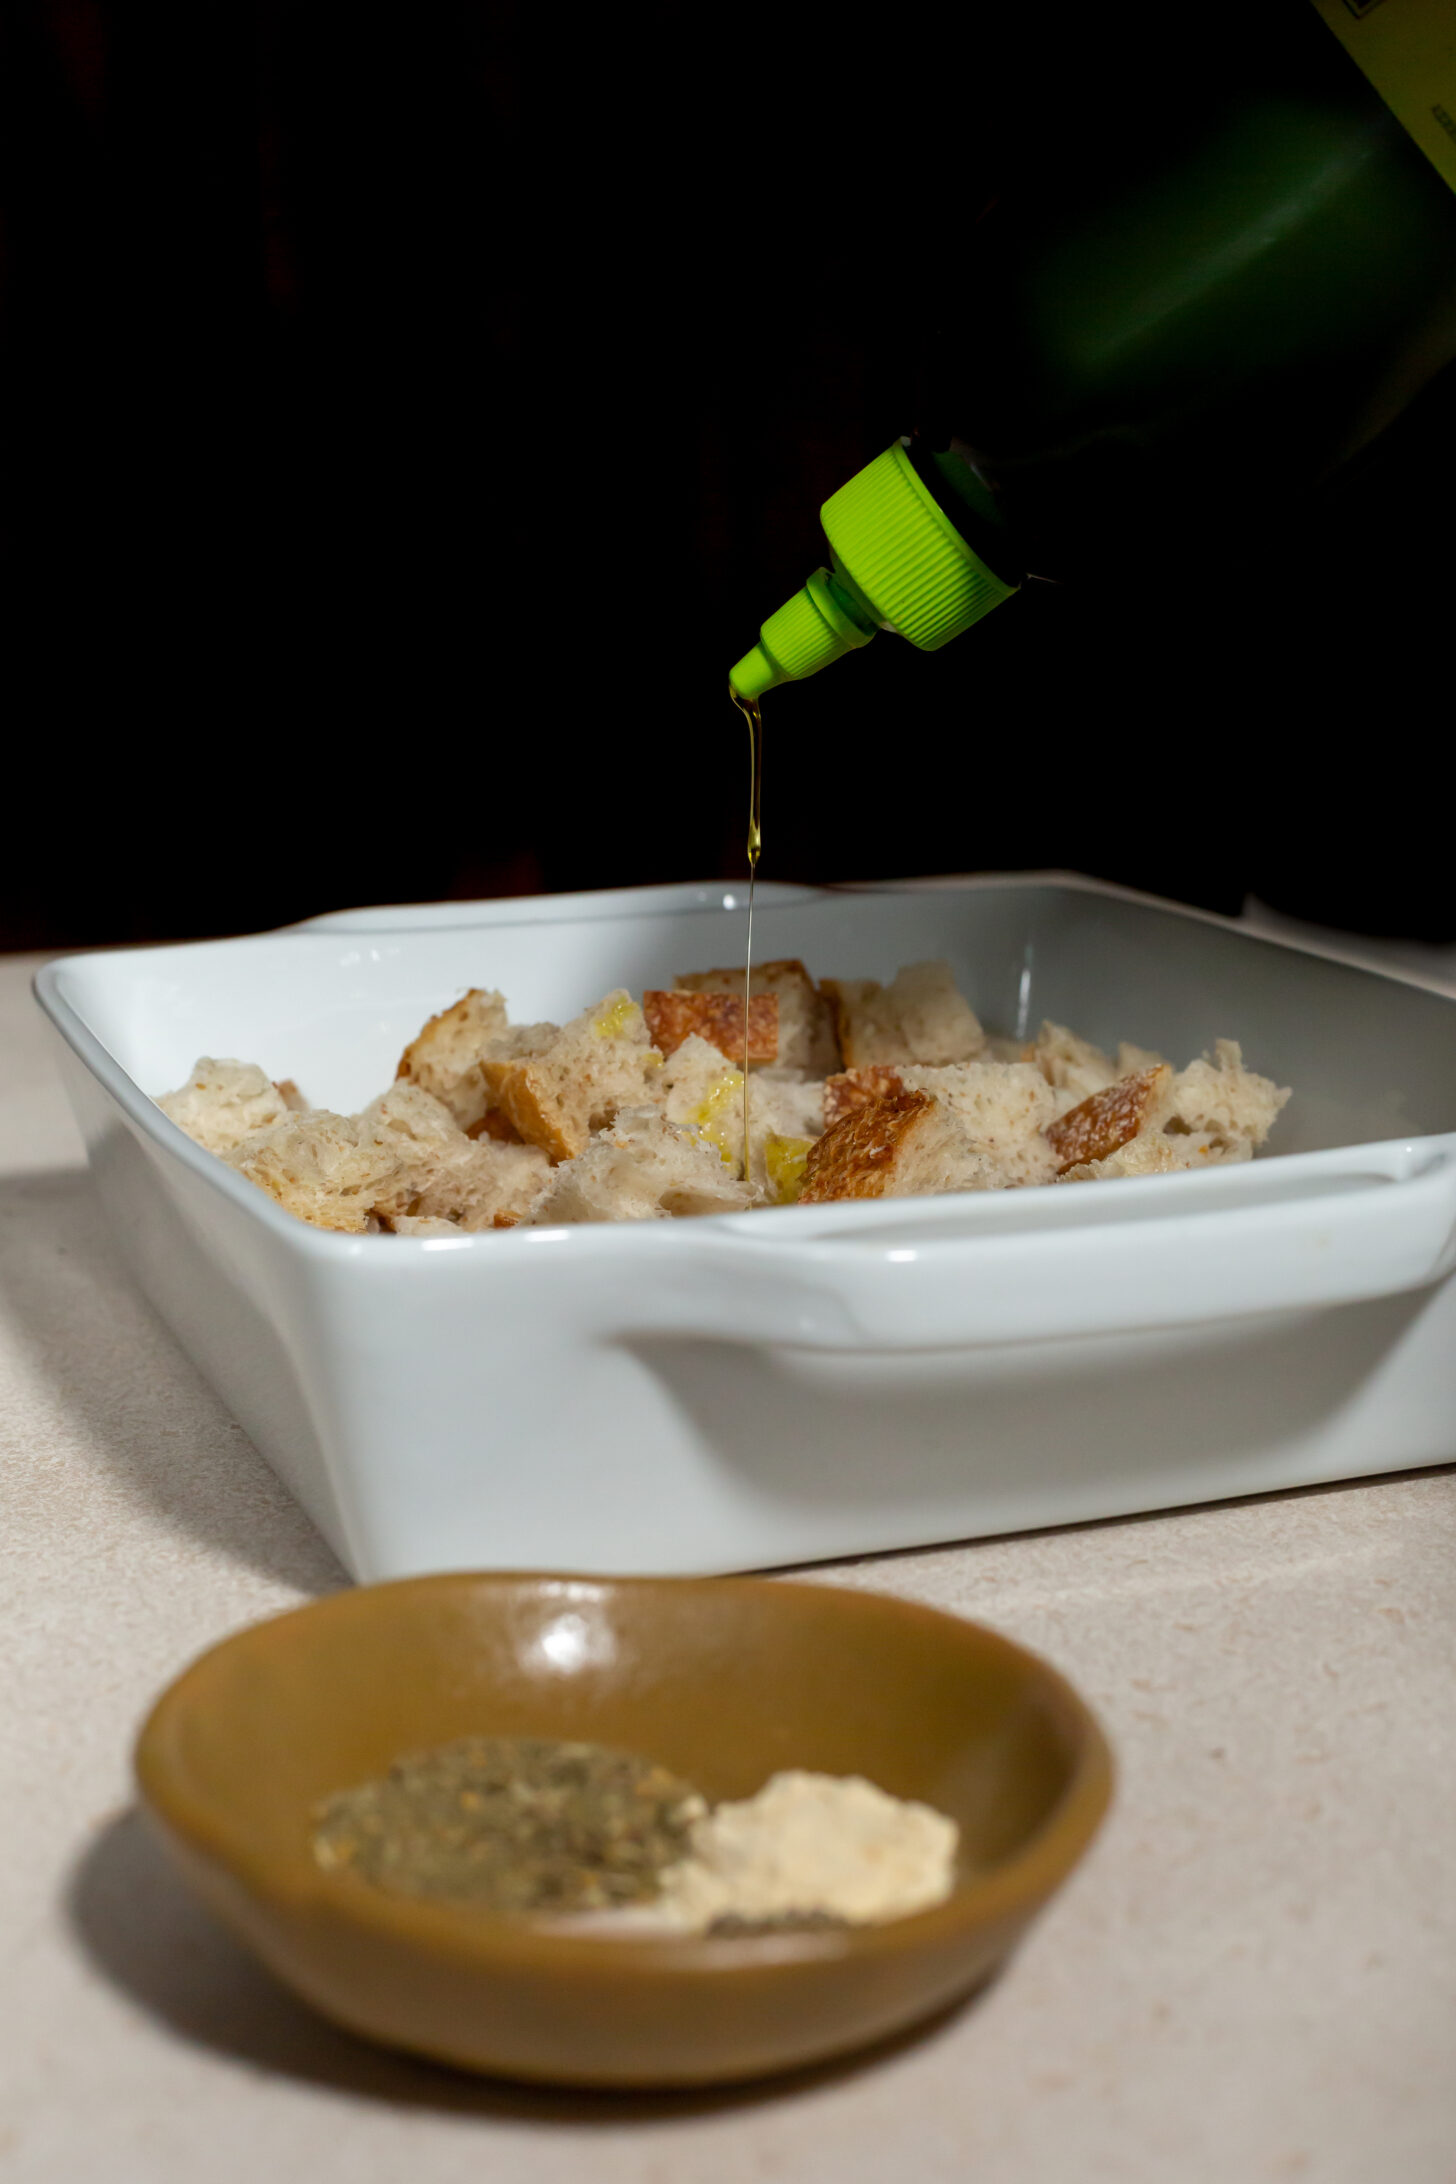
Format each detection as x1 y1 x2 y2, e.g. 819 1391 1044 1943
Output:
479 1060 582 1163
477 991 661 1163
1045 1065 1172 1173
643 990 778 1063
395 987 511 1132
673 958 839 1074
823 1065 906 1129
465 1107 524 1144
798 1090 935 1204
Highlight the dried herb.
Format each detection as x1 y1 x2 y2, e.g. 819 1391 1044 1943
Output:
707 1909 849 1937
311 1735 703 1913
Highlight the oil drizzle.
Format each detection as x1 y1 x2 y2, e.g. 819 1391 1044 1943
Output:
729 684 762 1183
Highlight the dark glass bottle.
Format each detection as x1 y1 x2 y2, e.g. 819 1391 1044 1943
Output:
731 7 1456 700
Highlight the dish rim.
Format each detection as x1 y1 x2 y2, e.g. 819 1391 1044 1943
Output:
34 870 1456 1260
133 1568 1116 1979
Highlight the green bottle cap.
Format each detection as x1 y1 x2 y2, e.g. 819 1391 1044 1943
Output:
729 440 1019 701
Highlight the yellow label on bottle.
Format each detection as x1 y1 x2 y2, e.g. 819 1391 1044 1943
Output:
1312 0 1456 194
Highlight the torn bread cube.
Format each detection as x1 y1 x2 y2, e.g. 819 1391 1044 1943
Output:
1045 1066 1176 1173
157 1058 295 1154
384 1214 468 1236
1031 1022 1120 1100
223 1111 405 1233
1058 1132 1225 1182
763 1134 813 1204
828 1062 1061 1186
480 990 662 1162
528 1108 753 1224
743 1070 827 1194
362 1085 510 1219
1117 1040 1167 1077
643 988 779 1065
466 1023 559 1140
395 988 510 1131
658 1035 824 1188
820 961 983 1069
752 1071 827 1152
394 991 556 1138
360 1080 464 1152
1168 1040 1290 1154
674 959 840 1076
361 1081 551 1228
900 1061 1063 1187
657 1034 746 1166
798 1089 995 1204
398 1138 552 1229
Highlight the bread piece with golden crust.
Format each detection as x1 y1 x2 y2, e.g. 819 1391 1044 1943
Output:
157 1058 295 1153
798 1090 994 1204
527 1108 752 1224
643 989 779 1064
820 960 983 1070
674 959 840 1075
823 1064 907 1129
395 989 509 1131
827 1060 1060 1185
480 990 662 1162
1045 1066 1175 1173
394 992 557 1137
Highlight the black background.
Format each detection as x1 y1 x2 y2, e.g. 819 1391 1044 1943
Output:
3 2 1453 950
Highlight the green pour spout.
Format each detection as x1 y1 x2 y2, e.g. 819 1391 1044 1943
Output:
728 439 1019 701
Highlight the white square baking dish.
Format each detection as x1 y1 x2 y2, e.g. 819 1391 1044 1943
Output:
35 875 1456 1581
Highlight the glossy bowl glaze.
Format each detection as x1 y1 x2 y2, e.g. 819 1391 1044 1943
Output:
135 1571 1113 2087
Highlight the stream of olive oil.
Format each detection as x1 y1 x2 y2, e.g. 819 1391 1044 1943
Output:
729 685 762 1179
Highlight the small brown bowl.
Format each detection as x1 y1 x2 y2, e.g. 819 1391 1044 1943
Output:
135 1573 1112 2087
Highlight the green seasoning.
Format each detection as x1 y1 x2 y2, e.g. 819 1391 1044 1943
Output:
311 1736 704 1913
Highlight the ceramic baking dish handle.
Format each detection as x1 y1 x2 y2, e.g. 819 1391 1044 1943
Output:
639 1148 1456 1351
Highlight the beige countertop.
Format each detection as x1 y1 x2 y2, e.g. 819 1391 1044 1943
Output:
3 944 1455 2182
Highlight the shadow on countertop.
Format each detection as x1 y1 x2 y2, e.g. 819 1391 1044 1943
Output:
66 1810 987 2121
0 1165 343 1596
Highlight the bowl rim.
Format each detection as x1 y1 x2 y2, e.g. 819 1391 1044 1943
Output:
134 1569 1115 1977
38 869 1456 1265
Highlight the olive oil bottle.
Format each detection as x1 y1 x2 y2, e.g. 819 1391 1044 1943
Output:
729 2 1456 701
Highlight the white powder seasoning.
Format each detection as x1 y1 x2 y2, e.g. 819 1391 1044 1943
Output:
656 1771 959 1929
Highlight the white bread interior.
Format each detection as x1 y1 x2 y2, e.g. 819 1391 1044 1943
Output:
481 990 663 1162
821 960 984 1069
527 1108 753 1224
157 1058 294 1153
